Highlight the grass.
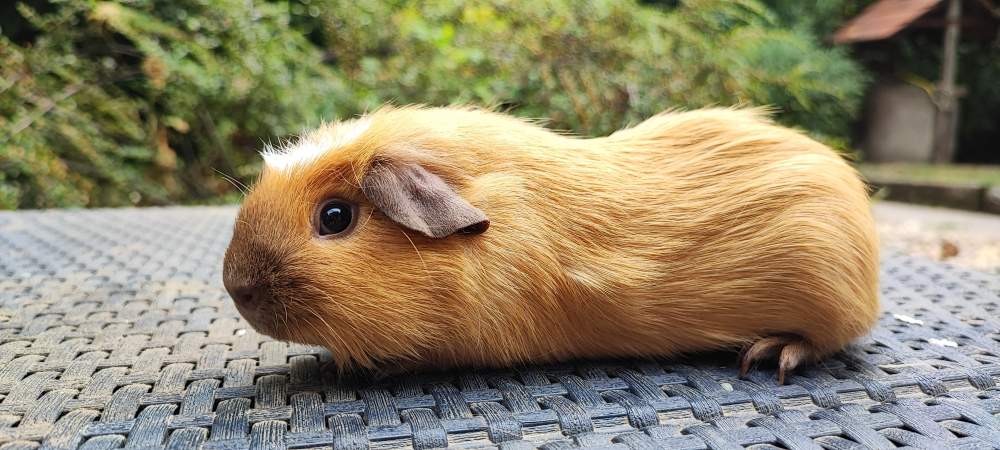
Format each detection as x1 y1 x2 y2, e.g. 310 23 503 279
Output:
858 163 1000 187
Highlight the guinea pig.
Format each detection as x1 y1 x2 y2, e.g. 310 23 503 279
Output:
222 105 879 383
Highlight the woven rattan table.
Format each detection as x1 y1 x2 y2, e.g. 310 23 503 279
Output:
1 206 998 450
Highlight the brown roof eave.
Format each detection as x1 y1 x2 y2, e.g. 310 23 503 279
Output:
833 0 944 44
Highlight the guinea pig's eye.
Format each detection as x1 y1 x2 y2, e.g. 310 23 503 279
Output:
317 199 355 236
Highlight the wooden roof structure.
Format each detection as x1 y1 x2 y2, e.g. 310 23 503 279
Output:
833 0 944 44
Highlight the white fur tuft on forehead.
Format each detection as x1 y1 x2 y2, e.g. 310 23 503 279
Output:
261 117 372 171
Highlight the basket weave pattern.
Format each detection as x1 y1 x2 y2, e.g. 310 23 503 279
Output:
0 207 998 449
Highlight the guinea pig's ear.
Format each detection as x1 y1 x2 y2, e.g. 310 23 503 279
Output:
361 161 489 238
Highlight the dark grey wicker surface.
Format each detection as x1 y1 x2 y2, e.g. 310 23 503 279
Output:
1 206 998 450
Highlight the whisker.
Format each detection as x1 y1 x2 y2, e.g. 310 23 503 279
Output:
213 167 250 195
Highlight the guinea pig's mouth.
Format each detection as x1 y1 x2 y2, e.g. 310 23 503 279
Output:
222 266 332 346
234 300 285 338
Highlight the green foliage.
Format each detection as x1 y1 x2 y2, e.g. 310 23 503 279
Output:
2 0 348 208
309 0 867 140
720 27 867 147
760 0 869 38
1 0 869 209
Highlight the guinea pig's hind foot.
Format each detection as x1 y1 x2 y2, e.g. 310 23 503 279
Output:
738 334 814 385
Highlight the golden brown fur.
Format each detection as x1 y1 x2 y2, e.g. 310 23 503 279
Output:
223 105 879 376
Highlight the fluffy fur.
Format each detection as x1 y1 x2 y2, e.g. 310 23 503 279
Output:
223 105 880 377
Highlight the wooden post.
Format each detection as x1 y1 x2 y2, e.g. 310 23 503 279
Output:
932 0 962 163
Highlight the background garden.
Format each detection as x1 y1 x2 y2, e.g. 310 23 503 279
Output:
1 0 997 209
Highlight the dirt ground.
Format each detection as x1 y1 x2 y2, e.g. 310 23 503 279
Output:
874 201 1000 273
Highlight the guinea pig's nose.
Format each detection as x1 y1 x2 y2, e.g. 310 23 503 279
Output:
227 284 270 308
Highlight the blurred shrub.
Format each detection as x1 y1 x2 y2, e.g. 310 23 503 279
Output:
1 0 867 209
311 0 867 142
2 0 348 208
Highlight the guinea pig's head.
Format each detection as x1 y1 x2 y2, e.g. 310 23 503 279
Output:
222 107 492 369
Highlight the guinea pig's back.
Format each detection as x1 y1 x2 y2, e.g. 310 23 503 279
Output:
597 108 879 358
